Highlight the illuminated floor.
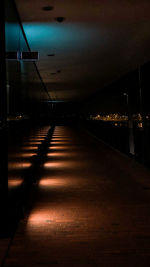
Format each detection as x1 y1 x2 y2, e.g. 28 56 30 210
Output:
8 126 50 191
4 126 150 266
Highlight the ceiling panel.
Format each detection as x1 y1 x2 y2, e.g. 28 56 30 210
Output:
15 0 150 101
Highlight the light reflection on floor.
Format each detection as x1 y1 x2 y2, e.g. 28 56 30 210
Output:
44 161 73 169
18 152 37 158
23 142 42 145
30 135 47 138
39 177 74 188
48 146 74 150
27 126 79 234
51 137 71 140
29 138 44 143
30 136 46 138
22 146 39 150
50 141 72 145
52 135 70 137
44 159 83 169
27 210 49 227
8 178 23 188
26 203 99 237
8 127 51 191
47 152 72 158
9 152 37 158
8 162 32 170
27 206 76 231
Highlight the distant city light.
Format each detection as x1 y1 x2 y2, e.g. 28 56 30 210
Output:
90 113 146 123
90 113 128 122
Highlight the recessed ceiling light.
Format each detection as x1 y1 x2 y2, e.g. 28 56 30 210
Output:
55 17 65 23
42 6 54 11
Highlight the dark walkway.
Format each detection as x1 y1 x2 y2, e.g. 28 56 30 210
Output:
2 126 150 266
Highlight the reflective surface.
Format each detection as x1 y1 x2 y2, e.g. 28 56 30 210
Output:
8 126 50 191
4 126 150 266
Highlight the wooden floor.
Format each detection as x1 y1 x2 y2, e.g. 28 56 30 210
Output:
2 126 150 266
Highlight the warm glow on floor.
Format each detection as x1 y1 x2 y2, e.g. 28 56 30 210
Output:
47 152 70 157
27 208 67 231
47 152 77 159
27 211 49 226
39 178 71 188
20 152 37 158
44 161 67 168
8 178 23 187
32 136 45 138
9 152 36 158
49 146 76 151
48 146 76 151
8 162 32 170
22 146 39 150
29 138 44 143
27 206 75 231
52 136 68 137
24 141 42 145
50 141 71 145
44 160 76 169
51 137 71 140
31 135 46 138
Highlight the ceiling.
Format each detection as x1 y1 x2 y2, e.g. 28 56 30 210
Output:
15 0 150 102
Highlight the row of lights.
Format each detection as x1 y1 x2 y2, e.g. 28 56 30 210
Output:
42 5 65 23
8 127 50 188
42 6 65 74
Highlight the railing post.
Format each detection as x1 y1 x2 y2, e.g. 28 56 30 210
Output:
124 93 135 156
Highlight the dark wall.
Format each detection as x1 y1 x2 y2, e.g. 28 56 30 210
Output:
5 0 50 119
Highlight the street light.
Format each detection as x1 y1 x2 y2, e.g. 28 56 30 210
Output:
123 93 129 105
